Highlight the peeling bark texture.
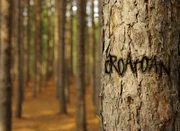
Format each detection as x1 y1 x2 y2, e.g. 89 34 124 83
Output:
0 0 12 130
101 0 180 131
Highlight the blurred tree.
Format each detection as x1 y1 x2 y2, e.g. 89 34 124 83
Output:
25 0 31 85
58 0 67 113
100 1 180 130
43 0 54 88
54 0 59 99
15 0 24 118
0 0 2 66
10 0 16 81
95 0 102 114
91 0 96 106
46 0 54 81
33 0 43 96
69 0 74 77
0 0 12 130
76 0 87 130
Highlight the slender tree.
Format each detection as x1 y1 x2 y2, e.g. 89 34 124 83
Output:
0 1 2 59
91 0 96 105
54 0 59 98
58 0 67 113
44 0 52 88
33 0 43 96
95 0 102 114
15 0 24 118
0 0 12 130
46 0 54 84
76 0 87 130
25 0 31 85
101 1 180 130
69 0 74 76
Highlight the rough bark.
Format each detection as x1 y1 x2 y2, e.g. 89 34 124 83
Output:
76 0 87 130
58 0 67 113
0 0 12 130
15 0 24 118
101 0 180 131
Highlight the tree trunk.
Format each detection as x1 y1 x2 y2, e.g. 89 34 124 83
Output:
0 0 2 60
70 0 74 77
95 0 102 114
44 0 53 88
33 0 43 96
10 0 16 81
54 0 59 99
15 0 24 118
58 0 67 113
101 1 180 131
26 0 31 86
0 0 12 130
91 0 96 106
76 0 87 130
46 2 54 81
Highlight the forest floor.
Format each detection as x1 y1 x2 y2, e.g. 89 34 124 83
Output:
12 79 99 131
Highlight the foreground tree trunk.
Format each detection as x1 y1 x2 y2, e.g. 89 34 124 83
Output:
0 0 12 130
76 0 87 130
101 1 180 131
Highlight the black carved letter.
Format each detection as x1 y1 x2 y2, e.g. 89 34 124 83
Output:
140 56 149 72
118 58 125 76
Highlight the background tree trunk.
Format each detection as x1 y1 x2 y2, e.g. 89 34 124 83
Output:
26 0 31 86
33 0 43 96
15 0 24 118
47 2 54 81
54 0 59 99
69 0 74 77
91 0 96 106
95 0 102 114
58 0 67 114
0 0 12 130
76 0 87 130
101 1 180 131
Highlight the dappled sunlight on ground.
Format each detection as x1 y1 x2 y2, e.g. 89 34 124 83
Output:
12 79 99 131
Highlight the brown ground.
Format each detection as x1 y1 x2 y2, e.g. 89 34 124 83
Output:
12 79 99 131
